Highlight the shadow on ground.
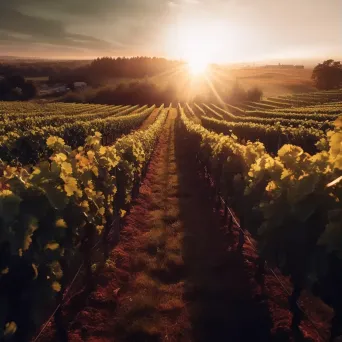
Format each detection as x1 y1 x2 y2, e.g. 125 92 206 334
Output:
174 111 274 342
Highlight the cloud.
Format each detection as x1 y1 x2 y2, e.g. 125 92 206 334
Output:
0 5 120 53
0 1 172 56
5 0 170 21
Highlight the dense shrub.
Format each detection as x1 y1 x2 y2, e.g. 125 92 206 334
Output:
312 60 342 90
0 75 37 101
247 86 263 101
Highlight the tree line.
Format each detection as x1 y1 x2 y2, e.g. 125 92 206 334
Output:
0 57 184 86
0 57 340 104
60 79 263 106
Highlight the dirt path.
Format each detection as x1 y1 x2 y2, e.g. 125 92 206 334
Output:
139 107 161 130
66 108 191 342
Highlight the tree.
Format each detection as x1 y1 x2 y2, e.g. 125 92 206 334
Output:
0 77 10 99
312 59 342 90
229 81 247 103
7 74 26 89
21 81 37 100
0 76 37 101
247 87 263 101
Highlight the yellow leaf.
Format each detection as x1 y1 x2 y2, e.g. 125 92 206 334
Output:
64 176 79 197
4 322 17 336
61 162 73 174
81 200 89 211
47 136 65 147
99 146 106 155
78 156 90 167
281 169 292 180
52 281 61 292
96 225 104 234
45 242 60 251
87 151 95 160
46 136 57 147
55 153 67 162
56 218 67 229
125 194 132 204
334 116 342 128
1 189 13 196
1 267 9 275
92 166 99 177
98 207 105 216
32 167 41 175
50 261 63 279
265 181 277 192
120 209 127 218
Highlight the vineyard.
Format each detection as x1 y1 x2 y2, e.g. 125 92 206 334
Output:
1 89 342 342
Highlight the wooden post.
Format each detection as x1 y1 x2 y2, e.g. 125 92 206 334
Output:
289 283 303 332
82 223 95 293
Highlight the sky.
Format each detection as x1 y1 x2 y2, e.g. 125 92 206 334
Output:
0 0 341 63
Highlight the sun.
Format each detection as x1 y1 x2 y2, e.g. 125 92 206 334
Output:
171 19 219 77
166 18 230 76
188 58 209 75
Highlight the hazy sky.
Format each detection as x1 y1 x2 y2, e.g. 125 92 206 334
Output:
0 0 341 62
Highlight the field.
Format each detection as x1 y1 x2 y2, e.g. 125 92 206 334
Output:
1 90 342 342
227 67 315 97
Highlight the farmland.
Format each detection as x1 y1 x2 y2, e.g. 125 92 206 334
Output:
1 89 342 342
